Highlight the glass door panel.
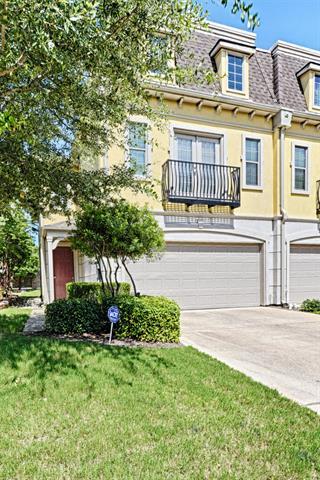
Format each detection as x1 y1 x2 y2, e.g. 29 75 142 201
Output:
175 134 195 196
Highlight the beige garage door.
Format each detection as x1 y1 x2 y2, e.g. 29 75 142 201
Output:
290 245 320 304
128 244 262 309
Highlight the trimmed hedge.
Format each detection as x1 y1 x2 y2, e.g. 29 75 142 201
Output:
45 294 180 342
103 295 180 343
45 298 104 334
300 298 320 313
66 281 130 301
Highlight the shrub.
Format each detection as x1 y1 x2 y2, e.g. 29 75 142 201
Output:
300 298 320 313
45 298 104 334
103 295 180 343
66 281 130 301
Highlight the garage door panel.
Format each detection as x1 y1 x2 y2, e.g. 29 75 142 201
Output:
290 245 320 304
128 243 262 309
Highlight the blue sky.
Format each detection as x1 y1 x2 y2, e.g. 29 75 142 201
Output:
201 0 320 50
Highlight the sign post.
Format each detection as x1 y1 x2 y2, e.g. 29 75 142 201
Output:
107 305 120 344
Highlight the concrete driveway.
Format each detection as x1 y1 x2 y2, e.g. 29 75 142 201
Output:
181 307 320 414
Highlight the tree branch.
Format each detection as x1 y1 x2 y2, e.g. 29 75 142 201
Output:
0 53 27 78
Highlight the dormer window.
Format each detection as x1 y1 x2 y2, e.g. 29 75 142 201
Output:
210 40 255 99
314 74 320 106
297 62 320 112
227 54 244 92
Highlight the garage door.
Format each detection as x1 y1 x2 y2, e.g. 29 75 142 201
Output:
290 245 320 304
128 243 262 309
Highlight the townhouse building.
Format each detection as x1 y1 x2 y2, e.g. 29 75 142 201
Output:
40 22 320 309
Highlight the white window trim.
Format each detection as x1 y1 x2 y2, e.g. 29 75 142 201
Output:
291 142 310 195
226 52 245 94
313 73 320 109
242 134 263 190
125 116 152 179
169 123 227 165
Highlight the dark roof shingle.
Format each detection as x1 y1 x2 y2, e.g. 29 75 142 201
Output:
176 29 316 113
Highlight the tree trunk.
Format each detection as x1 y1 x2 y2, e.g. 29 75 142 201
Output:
106 257 115 297
114 258 121 295
121 258 137 296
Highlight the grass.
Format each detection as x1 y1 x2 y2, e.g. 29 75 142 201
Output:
18 289 40 298
0 307 31 334
0 313 319 479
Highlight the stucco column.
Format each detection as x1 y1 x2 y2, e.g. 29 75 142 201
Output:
47 237 55 303
40 233 49 304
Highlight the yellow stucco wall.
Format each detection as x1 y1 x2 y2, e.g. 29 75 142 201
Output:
44 98 320 225
285 122 320 219
107 99 275 216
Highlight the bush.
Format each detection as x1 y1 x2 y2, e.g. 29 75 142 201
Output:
300 298 320 313
45 298 104 334
66 281 130 301
103 295 180 343
45 293 180 343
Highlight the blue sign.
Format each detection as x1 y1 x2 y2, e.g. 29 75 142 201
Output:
108 306 120 324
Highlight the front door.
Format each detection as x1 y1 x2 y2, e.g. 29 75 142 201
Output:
53 246 74 299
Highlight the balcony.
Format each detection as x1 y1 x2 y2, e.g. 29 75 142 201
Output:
162 159 241 209
317 180 320 216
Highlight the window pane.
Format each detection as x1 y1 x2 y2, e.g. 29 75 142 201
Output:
129 149 146 175
315 75 320 106
148 35 168 75
294 146 307 168
176 137 193 162
200 140 217 164
246 162 258 186
246 139 259 163
295 168 306 190
128 123 146 149
228 54 243 91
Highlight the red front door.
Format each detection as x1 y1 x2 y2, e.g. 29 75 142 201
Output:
53 246 74 299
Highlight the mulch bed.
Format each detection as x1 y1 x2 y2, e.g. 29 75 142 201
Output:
34 331 182 348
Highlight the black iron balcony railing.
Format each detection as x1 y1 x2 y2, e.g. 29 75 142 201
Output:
317 180 320 215
162 159 241 208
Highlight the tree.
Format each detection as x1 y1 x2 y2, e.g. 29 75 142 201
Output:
0 207 39 295
71 201 165 296
0 1 259 217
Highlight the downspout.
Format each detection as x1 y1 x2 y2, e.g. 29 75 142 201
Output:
279 127 288 305
273 109 292 306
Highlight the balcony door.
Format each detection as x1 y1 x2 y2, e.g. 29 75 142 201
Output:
174 133 221 197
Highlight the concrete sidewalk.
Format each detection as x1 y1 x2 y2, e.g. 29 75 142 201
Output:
181 307 320 414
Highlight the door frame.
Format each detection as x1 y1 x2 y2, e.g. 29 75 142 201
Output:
169 124 227 165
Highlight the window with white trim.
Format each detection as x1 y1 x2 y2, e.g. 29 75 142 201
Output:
314 74 320 106
127 122 148 176
244 138 261 187
228 54 243 92
174 133 221 164
293 145 308 192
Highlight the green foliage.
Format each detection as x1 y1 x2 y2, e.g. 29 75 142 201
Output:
221 0 260 29
45 293 180 342
45 299 104 335
66 281 130 301
0 206 39 295
0 307 31 334
103 295 180 343
71 201 165 295
300 299 320 313
0 1 258 216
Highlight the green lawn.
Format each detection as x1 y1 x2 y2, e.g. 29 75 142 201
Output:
0 307 31 334
0 314 319 479
18 289 41 298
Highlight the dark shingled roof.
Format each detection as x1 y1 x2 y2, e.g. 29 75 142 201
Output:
176 30 316 113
